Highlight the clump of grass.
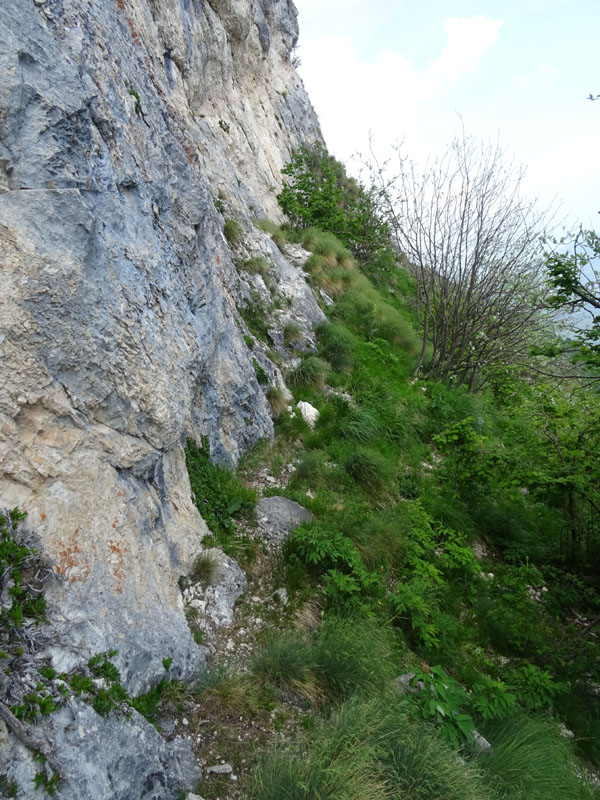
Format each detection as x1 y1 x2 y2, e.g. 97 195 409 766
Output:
301 229 353 264
312 617 398 701
239 294 271 342
350 511 407 572
256 218 288 249
249 698 389 800
240 256 270 278
252 632 320 704
336 407 381 444
334 274 420 353
253 358 270 385
288 356 328 389
250 696 490 800
266 386 288 417
189 551 219 585
283 322 302 348
224 219 243 247
343 446 394 493
194 668 258 714
256 218 281 235
478 715 595 800
293 449 329 484
380 708 491 800
317 322 356 371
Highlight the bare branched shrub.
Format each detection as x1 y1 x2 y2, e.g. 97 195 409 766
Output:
370 135 553 390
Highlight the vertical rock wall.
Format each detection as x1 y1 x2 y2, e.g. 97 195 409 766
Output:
0 0 322 794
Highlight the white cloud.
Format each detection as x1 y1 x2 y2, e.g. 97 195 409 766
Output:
297 16 503 166
429 17 503 89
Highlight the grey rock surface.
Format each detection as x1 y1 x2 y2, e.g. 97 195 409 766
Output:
184 548 247 630
0 703 201 800
256 495 313 542
0 0 322 794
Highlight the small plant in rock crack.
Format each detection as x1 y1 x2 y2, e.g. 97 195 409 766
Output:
253 358 270 385
34 770 58 796
283 322 302 348
224 218 243 246
0 508 47 635
190 552 220 586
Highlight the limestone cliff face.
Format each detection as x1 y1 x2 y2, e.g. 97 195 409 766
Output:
0 0 321 794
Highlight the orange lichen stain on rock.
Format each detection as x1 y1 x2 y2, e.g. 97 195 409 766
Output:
216 255 221 265
55 530 90 583
107 539 130 594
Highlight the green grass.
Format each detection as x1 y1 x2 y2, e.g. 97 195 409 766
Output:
224 219 243 247
342 445 395 493
266 386 288 417
185 438 256 540
317 322 357 370
193 668 259 715
479 715 597 800
183 219 600 800
239 294 272 342
283 322 302 348
288 356 328 390
189 551 219 585
240 256 270 278
256 218 288 249
250 696 491 800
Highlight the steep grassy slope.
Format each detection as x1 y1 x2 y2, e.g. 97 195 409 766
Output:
181 223 600 799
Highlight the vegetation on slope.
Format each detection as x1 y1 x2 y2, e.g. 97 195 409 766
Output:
182 143 600 800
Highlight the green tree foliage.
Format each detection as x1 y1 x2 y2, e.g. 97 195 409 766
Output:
277 144 391 260
545 227 600 373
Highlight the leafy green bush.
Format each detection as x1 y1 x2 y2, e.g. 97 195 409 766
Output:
277 144 391 261
0 508 46 632
185 438 256 538
506 663 567 711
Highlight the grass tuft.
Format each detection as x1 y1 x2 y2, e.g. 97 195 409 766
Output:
288 356 328 390
224 219 243 247
240 256 270 278
266 386 288 417
343 446 394 493
478 716 595 800
189 551 219 585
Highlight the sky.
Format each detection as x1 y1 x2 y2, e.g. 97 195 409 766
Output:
293 0 600 230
